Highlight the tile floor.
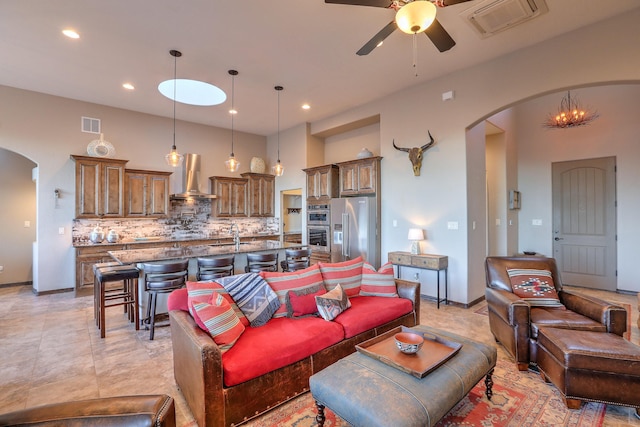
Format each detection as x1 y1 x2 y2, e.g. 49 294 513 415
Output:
0 284 638 426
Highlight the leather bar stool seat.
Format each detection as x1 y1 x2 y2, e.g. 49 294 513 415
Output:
142 259 189 340
93 262 140 338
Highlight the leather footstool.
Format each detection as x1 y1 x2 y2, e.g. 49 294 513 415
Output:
309 325 497 427
537 326 640 414
0 394 175 426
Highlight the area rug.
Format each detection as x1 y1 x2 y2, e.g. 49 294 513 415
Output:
234 358 605 427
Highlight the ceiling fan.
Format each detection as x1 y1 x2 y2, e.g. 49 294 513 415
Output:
325 0 474 55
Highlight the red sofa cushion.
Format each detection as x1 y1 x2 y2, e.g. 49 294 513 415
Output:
333 296 413 338
221 317 344 387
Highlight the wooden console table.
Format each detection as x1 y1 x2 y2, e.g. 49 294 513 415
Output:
388 251 448 309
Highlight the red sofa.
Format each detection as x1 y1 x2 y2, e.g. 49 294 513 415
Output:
168 260 420 427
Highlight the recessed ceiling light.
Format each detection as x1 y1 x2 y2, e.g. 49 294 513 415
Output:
229 109 238 115
122 83 135 90
62 29 79 39
158 79 226 106
302 104 311 110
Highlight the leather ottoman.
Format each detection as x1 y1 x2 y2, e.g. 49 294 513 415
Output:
537 326 640 414
309 325 497 427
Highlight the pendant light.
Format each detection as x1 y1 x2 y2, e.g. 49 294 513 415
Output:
165 49 184 168
272 85 284 177
224 70 240 172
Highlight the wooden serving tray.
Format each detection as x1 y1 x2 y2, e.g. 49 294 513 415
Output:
355 326 462 379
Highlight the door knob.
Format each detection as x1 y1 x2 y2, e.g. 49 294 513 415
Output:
554 237 564 241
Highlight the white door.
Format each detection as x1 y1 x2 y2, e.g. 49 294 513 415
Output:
552 157 617 291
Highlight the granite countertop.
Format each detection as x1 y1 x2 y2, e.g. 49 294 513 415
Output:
108 240 297 265
73 233 280 248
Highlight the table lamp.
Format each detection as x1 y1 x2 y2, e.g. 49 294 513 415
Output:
408 228 424 255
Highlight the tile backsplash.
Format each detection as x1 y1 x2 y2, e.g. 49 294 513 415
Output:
72 199 279 245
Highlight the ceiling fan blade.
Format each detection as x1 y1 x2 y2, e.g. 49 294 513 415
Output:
325 0 393 8
424 18 456 52
356 21 397 56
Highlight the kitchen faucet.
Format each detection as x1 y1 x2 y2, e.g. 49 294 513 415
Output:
230 223 240 251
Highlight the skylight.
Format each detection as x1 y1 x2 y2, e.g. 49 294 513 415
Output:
158 79 226 106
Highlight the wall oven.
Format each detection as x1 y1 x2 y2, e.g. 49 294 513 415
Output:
307 203 330 225
307 225 329 251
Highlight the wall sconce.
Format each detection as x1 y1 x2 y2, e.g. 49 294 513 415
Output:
408 228 425 255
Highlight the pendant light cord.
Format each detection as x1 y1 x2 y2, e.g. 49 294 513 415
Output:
231 72 235 156
172 54 177 150
275 85 283 162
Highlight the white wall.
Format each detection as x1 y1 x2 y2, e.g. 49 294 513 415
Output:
514 84 640 292
0 86 267 293
306 9 640 302
3 9 640 298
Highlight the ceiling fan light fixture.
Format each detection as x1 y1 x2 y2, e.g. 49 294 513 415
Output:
396 1 437 34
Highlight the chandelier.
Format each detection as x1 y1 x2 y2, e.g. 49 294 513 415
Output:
544 91 599 129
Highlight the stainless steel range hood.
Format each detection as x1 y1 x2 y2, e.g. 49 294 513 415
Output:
170 153 217 200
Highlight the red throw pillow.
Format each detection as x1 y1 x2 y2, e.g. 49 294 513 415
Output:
261 264 326 318
190 292 245 352
286 286 327 317
186 281 249 326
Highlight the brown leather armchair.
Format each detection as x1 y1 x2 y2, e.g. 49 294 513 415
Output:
0 394 175 427
485 256 627 371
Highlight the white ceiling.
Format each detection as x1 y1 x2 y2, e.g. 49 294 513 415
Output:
1 0 638 136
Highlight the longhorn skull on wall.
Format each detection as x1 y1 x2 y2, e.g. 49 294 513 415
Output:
392 131 435 176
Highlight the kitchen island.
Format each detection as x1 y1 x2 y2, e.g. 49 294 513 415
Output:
108 239 295 266
108 240 299 320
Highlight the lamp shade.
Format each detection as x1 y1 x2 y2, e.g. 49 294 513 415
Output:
396 1 436 34
408 228 425 241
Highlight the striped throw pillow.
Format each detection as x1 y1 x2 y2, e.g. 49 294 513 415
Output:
318 256 364 297
360 262 398 297
186 281 249 326
261 264 326 318
216 273 281 327
190 292 245 352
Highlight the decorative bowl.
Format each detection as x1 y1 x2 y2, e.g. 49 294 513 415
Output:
394 332 424 354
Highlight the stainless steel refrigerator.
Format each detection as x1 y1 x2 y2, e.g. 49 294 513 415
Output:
330 197 379 268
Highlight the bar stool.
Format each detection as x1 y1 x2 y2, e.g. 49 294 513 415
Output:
245 252 279 273
281 247 311 272
196 255 235 280
93 262 140 338
142 259 189 340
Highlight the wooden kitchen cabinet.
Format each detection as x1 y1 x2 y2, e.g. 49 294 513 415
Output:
71 155 128 218
337 157 381 197
75 244 125 296
241 173 275 217
303 164 339 201
209 176 248 217
125 169 172 217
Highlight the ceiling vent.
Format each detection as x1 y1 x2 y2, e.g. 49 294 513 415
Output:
461 0 549 38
